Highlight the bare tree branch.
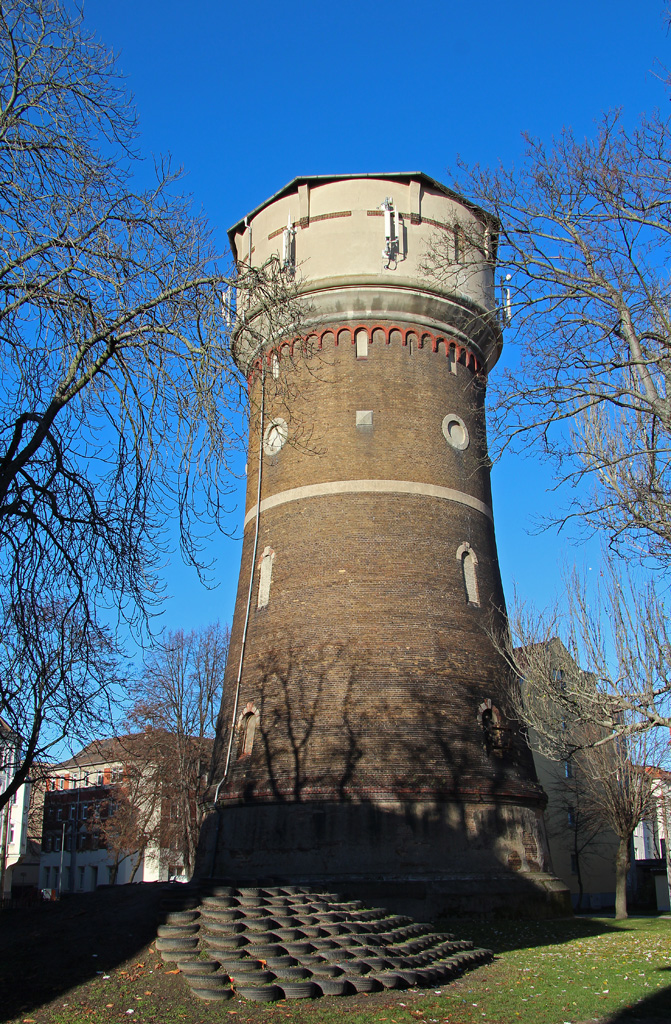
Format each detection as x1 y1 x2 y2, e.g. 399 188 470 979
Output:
0 3 302 799
424 108 671 563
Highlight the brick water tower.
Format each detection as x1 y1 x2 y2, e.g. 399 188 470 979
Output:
202 174 566 914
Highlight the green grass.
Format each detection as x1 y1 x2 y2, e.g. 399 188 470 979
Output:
5 914 671 1024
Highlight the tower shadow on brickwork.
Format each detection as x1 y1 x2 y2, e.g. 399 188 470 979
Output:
199 636 564 915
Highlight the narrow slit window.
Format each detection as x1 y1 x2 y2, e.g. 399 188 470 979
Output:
456 543 479 606
241 713 256 756
478 699 505 756
257 546 275 608
355 329 369 360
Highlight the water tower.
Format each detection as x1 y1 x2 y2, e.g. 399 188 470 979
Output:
202 174 567 914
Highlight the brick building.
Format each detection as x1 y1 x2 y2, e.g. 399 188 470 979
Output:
40 736 192 893
202 174 568 914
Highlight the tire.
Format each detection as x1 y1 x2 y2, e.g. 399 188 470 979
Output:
395 970 419 986
155 937 198 952
346 975 382 993
185 974 231 989
245 944 285 957
229 969 277 985
312 964 343 978
273 966 312 981
200 909 242 922
264 956 298 968
177 960 221 976
373 972 408 990
277 981 319 999
160 949 198 963
204 937 248 951
190 986 234 1001
282 942 315 955
315 979 351 996
157 924 199 938
235 984 283 1002
163 910 199 924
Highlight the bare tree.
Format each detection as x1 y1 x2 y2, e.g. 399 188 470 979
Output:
423 106 671 564
0 598 121 812
0 3 301 796
92 754 163 885
129 623 228 875
497 568 670 918
501 561 671 744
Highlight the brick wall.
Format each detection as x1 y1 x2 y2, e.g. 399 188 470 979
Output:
210 323 541 818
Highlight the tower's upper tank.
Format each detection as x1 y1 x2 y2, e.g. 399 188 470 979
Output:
227 173 502 373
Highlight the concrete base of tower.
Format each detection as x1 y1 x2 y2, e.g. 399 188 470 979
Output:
195 798 572 918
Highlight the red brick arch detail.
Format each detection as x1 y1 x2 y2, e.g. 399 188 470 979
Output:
248 325 483 383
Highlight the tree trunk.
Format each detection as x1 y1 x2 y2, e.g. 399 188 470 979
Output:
615 834 631 919
129 850 143 883
575 855 584 912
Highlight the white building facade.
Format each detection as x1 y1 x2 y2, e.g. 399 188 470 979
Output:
0 716 31 899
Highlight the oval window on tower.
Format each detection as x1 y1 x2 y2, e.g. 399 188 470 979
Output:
264 417 288 456
442 413 469 451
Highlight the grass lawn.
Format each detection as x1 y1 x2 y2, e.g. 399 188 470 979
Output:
2 890 670 1024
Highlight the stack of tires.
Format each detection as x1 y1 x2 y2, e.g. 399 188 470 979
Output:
155 883 492 1002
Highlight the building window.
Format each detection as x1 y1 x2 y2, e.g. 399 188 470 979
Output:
240 714 256 757
43 866 50 888
257 546 275 609
442 413 470 451
453 223 462 264
456 543 480 606
565 760 573 779
237 702 260 758
568 805 576 826
263 417 288 456
570 854 578 874
478 699 506 756
355 328 369 359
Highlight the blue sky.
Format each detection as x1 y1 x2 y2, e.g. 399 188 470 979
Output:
81 0 669 646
